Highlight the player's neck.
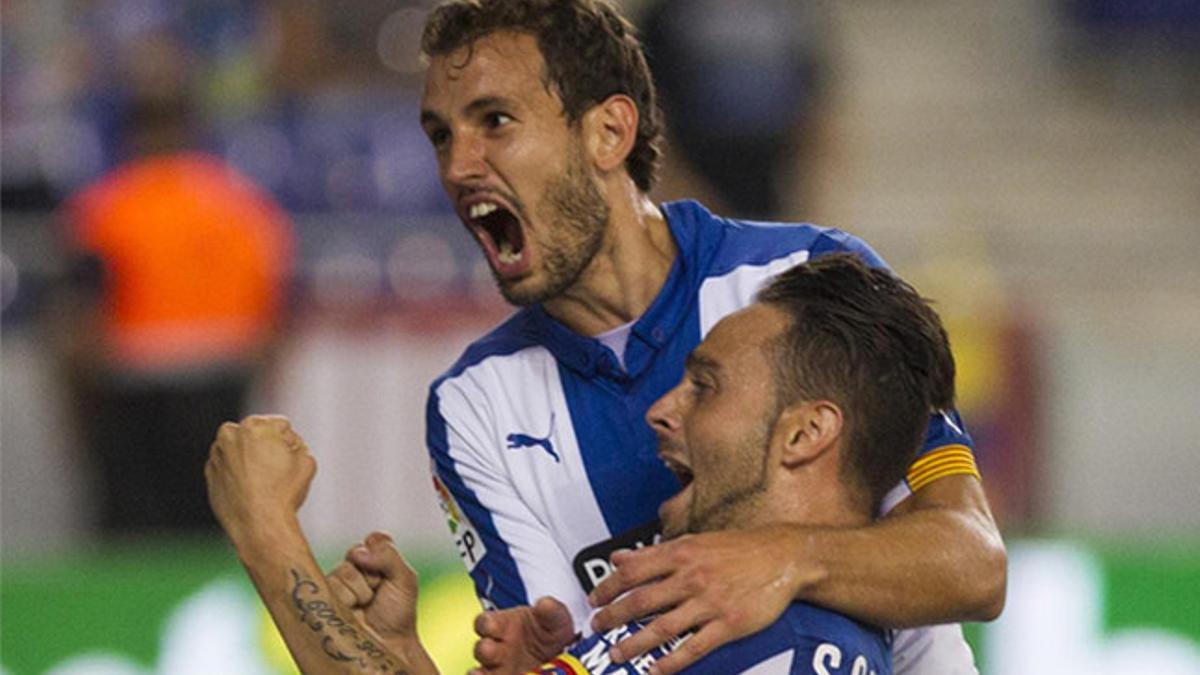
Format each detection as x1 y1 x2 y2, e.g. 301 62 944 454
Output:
543 187 676 336
759 467 873 532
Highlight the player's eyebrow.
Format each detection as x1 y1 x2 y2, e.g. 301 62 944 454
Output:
463 96 517 115
685 351 721 376
421 96 519 128
419 109 445 129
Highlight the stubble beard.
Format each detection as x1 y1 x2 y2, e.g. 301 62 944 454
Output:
685 460 770 537
682 414 778 537
495 150 610 306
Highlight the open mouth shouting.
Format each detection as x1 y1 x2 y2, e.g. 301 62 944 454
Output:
461 193 531 279
658 450 696 534
661 454 694 491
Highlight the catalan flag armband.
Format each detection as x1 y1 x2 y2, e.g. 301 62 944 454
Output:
905 444 980 493
527 654 590 675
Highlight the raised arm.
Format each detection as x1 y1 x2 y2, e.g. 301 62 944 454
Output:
206 415 439 675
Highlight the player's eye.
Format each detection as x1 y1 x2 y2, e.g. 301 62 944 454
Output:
426 127 451 149
484 112 514 129
689 376 714 397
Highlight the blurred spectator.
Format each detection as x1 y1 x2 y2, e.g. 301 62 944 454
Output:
58 32 295 536
640 0 832 218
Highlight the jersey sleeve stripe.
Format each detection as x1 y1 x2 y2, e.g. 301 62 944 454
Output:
906 444 980 492
427 386 529 609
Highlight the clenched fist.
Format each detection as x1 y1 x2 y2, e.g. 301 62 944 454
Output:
205 415 317 548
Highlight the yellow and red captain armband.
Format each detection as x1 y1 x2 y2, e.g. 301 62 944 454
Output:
527 653 590 675
906 444 980 493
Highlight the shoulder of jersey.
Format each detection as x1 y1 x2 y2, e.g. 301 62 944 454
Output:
433 307 546 387
664 200 848 277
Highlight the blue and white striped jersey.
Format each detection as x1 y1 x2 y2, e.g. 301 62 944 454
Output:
537 602 890 675
427 200 979 673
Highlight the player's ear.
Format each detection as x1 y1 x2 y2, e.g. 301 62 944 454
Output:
773 400 842 469
581 94 638 175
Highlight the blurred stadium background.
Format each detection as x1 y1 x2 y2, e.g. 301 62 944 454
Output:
2 0 1198 673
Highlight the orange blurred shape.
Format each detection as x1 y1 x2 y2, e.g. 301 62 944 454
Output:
68 153 293 371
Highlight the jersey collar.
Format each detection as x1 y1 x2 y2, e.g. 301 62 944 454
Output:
524 200 719 381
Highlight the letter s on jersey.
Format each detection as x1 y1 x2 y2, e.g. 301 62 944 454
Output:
813 644 875 675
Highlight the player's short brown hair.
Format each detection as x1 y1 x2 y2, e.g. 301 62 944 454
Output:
757 254 957 513
422 0 664 192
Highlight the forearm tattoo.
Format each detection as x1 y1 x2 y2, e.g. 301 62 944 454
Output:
290 568 411 674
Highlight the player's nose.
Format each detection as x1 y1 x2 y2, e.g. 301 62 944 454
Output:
646 384 682 435
444 133 487 185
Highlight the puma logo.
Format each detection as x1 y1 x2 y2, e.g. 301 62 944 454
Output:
506 413 559 463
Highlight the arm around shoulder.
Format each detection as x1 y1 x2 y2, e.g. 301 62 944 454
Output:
796 474 1007 627
889 473 1007 620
